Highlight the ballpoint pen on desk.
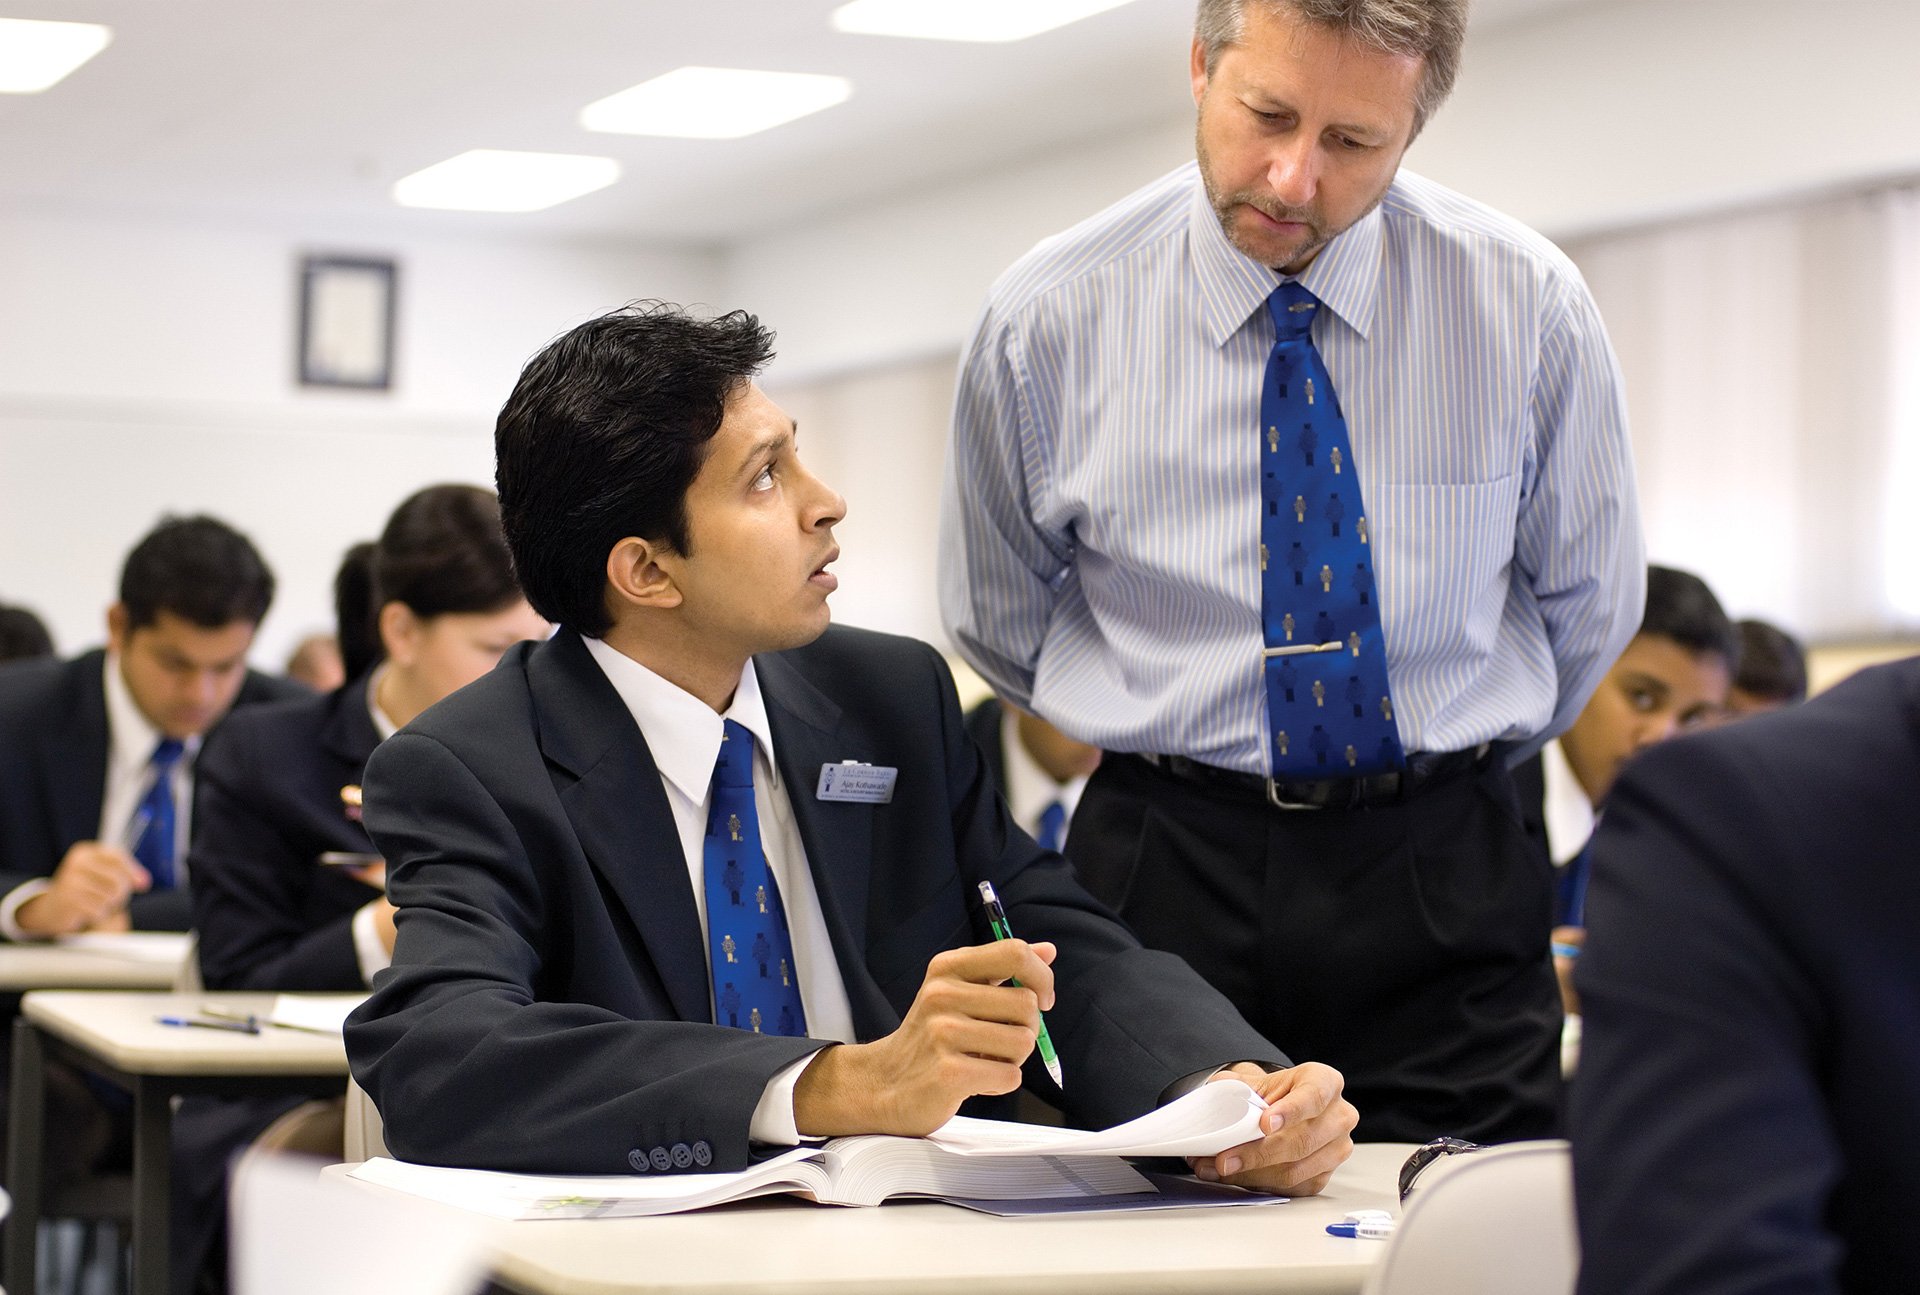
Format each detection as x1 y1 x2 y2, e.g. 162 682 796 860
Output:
155 1014 260 1034
976 881 1065 1090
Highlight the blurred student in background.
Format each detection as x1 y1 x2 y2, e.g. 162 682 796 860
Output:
0 515 293 939
283 631 346 693
0 602 54 663
1724 617 1808 718
176 483 545 1294
1515 565 1736 1015
965 697 1102 855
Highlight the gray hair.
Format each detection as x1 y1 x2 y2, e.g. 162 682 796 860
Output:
1194 0 1469 135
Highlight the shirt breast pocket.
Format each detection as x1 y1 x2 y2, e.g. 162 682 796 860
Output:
1373 474 1522 663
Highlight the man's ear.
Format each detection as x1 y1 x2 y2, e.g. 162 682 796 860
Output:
106 602 129 652
1190 35 1210 107
606 536 683 615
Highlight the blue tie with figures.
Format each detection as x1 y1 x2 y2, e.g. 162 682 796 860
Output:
1034 799 1067 854
704 720 807 1038
131 738 185 890
1259 282 1405 779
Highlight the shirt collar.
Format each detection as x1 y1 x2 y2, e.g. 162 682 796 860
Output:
1187 163 1385 347
102 650 197 778
580 636 779 805
998 706 1089 830
365 663 401 742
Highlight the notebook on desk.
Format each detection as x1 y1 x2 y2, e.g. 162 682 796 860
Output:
350 1078 1275 1219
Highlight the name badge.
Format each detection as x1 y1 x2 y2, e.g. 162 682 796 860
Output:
816 761 897 804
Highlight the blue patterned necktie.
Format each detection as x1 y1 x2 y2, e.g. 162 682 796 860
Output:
130 738 186 890
704 720 807 1038
1034 799 1067 854
1260 282 1405 778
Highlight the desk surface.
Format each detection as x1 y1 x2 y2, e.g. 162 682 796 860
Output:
335 1141 1412 1295
0 934 190 991
21 991 353 1076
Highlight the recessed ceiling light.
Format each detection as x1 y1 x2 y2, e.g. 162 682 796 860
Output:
580 67 852 140
830 0 1139 43
0 17 112 93
391 150 620 213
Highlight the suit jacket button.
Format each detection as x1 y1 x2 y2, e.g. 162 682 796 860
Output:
692 1140 712 1167
627 1149 649 1173
671 1142 694 1169
649 1146 673 1172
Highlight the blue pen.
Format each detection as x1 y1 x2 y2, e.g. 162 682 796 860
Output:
155 1015 259 1035
1326 1221 1396 1239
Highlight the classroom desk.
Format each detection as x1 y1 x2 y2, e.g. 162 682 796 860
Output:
4 991 355 1295
334 1140 1415 1295
0 933 190 992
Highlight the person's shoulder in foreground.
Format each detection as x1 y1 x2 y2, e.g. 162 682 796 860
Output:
347 300 1355 1191
1570 656 1920 1294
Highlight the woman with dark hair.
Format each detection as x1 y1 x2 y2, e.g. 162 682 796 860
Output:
174 484 545 1293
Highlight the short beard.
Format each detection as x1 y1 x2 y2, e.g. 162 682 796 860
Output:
1195 127 1330 272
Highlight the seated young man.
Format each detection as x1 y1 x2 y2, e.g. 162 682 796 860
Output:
345 303 1356 1193
1724 617 1807 718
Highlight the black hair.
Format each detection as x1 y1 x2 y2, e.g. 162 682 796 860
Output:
494 301 776 635
1733 618 1808 704
332 542 381 682
0 603 54 663
375 483 520 621
1640 566 1739 668
119 515 275 630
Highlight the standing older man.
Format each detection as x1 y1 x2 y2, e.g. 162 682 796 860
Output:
941 0 1642 1142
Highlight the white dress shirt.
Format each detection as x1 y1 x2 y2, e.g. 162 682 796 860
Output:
0 653 197 939
998 707 1088 851
583 636 856 1144
1539 738 1596 867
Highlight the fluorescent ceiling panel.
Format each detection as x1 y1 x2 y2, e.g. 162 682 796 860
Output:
581 67 852 140
830 0 1139 42
0 17 111 93
391 150 620 213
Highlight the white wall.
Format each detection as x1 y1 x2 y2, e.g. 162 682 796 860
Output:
736 0 1920 383
0 210 717 664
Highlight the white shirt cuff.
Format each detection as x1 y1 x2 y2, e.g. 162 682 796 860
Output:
0 880 53 942
749 1051 829 1146
351 901 392 986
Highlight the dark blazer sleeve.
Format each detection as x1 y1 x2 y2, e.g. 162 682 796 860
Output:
1570 734 1843 1295
349 719 827 1175
189 699 380 991
901 637 1286 1131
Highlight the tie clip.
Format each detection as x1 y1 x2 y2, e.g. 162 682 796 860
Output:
1288 301 1317 312
1264 642 1344 658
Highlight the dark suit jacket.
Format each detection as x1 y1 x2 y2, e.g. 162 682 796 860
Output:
1571 657 1920 1295
189 676 385 990
348 625 1283 1174
963 695 1010 798
0 648 305 932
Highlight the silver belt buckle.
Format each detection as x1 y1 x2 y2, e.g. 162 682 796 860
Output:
1264 777 1320 812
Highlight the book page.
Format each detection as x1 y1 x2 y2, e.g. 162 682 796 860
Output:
925 1078 1266 1158
350 1148 827 1220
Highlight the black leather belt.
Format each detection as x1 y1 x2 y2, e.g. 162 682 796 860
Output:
1134 745 1491 811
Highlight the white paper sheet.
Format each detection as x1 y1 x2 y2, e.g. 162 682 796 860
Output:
926 1077 1267 1158
55 931 193 964
268 993 369 1034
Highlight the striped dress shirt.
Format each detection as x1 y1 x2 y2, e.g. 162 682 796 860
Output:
940 161 1644 776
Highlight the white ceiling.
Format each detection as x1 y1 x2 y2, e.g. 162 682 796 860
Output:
0 0 1601 247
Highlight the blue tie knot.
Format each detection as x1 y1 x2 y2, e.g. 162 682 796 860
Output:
713 720 755 791
150 738 185 771
1267 281 1320 341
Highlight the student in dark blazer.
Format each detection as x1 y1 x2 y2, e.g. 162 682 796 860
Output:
175 486 546 1294
962 696 1100 854
0 515 294 938
348 303 1357 1194
1570 655 1920 1294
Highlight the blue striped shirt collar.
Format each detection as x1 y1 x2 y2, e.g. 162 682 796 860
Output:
1187 165 1385 346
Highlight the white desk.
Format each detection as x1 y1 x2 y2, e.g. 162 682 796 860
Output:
0 934 190 992
335 1141 1414 1295
5 991 355 1295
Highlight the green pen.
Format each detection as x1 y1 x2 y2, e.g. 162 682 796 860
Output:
976 881 1065 1090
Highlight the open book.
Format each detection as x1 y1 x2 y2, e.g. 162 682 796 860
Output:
349 1078 1269 1220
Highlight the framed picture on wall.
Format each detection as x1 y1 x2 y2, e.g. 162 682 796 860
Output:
298 255 397 390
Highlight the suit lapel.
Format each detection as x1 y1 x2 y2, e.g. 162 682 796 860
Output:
529 631 711 1026
756 650 895 1035
45 653 110 848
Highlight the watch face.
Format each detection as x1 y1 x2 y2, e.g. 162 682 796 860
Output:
1397 1137 1483 1200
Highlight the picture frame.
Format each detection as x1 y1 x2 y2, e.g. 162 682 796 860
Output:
297 255 397 390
